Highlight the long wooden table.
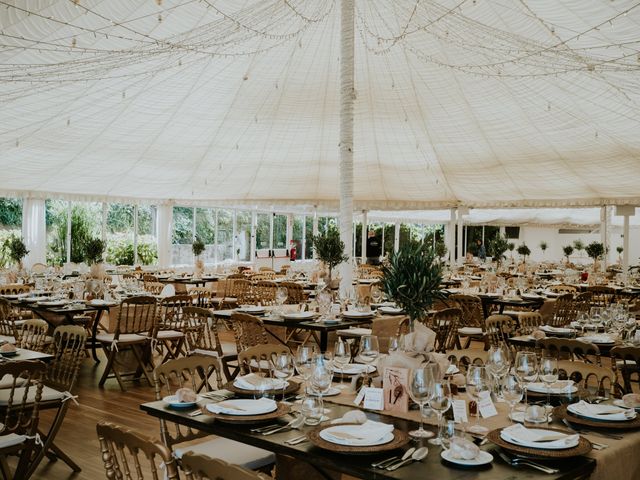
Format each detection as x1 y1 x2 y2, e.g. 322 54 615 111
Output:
141 399 595 480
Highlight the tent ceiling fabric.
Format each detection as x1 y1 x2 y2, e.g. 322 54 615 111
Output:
0 0 639 209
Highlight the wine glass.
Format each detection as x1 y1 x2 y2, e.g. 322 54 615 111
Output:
428 380 452 445
317 290 332 321
370 284 383 304
466 366 490 428
514 351 538 413
295 345 315 393
408 365 436 438
271 352 294 401
388 335 401 353
357 335 379 387
275 286 288 314
333 339 351 378
486 344 511 396
440 419 457 450
310 362 333 398
501 374 524 424
539 356 558 419
300 395 324 425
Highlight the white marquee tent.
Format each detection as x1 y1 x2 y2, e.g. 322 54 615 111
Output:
1 0 639 210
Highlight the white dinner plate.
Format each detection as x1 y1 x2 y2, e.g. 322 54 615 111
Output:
527 382 577 394
319 426 393 446
508 411 552 424
206 399 277 416
236 306 266 314
613 399 640 411
282 312 317 321
334 364 376 375
342 311 375 319
441 449 493 467
377 306 404 315
162 394 202 409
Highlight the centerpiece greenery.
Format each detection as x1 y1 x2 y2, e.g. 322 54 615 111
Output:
573 239 585 256
517 243 531 263
434 241 447 262
488 235 509 266
192 237 205 257
84 238 106 265
585 241 605 271
539 241 548 257
507 242 515 262
562 245 574 264
380 240 445 328
2 234 29 268
311 227 348 287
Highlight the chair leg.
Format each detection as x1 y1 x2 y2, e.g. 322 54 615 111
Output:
98 346 117 387
131 344 153 386
46 441 81 472
0 455 11 480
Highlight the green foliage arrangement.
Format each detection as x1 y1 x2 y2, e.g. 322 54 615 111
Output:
539 241 548 252
516 243 531 260
380 240 444 324
192 236 206 257
585 241 605 262
84 238 106 265
488 235 509 263
1 234 29 265
507 242 515 252
562 245 574 262
573 239 585 252
311 227 349 282
106 239 157 266
434 241 447 260
617 246 624 254
47 204 98 265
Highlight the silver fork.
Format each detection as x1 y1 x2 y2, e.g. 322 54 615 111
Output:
497 450 558 474
562 418 622 440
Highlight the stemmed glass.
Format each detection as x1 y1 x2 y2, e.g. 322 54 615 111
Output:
466 366 490 429
370 284 383 304
408 365 436 438
310 360 333 400
275 286 288 316
271 352 295 400
295 345 315 394
357 335 379 388
539 356 558 420
486 344 511 397
317 290 332 321
428 380 452 445
501 374 524 423
514 351 538 415
333 340 351 384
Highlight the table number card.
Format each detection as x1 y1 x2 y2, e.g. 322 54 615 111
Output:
363 387 384 411
383 367 409 413
452 399 468 424
477 392 498 418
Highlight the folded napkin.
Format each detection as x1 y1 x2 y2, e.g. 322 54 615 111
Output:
322 421 394 446
233 374 286 390
330 410 367 425
402 322 436 353
527 380 574 394
206 398 276 415
541 325 572 333
569 400 636 421
502 424 579 448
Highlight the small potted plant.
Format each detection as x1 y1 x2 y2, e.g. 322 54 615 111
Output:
539 241 548 258
380 240 445 330
617 246 624 265
311 227 348 289
488 235 509 267
573 239 585 257
517 243 531 263
507 242 515 263
585 241 605 272
2 234 29 270
562 245 574 264
434 241 447 263
84 237 106 278
192 236 206 278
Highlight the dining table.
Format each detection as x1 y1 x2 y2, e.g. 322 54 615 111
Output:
140 390 599 480
212 309 374 352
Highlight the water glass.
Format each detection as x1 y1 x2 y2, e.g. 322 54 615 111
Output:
501 374 523 423
440 420 457 450
358 335 379 387
271 352 294 399
300 395 324 425
429 380 452 445
466 366 490 426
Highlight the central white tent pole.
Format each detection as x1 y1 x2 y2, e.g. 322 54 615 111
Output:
66 201 72 264
133 205 139 266
250 209 257 263
156 203 172 268
600 206 608 269
339 0 355 292
616 205 634 281
446 208 455 264
361 210 368 263
456 208 463 264
394 222 400 253
312 207 319 259
21 197 46 268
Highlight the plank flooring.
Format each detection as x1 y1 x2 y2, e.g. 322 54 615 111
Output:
30 350 160 480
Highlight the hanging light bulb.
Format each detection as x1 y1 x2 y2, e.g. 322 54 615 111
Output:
71 37 76 47
72 0 80 5
156 0 162 5
158 13 162 22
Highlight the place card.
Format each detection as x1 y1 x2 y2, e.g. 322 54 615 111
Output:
477 392 498 418
452 399 468 424
353 386 367 406
382 367 409 413
363 387 384 411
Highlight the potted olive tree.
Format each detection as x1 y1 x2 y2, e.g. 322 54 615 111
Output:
507 242 515 263
563 245 574 264
585 241 605 272
573 239 585 257
192 236 206 278
539 241 548 258
311 227 348 289
2 234 29 270
517 243 531 263
488 235 509 267
380 240 445 330
617 246 623 265
84 237 106 278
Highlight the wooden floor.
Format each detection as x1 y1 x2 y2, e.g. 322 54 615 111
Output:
29 350 165 480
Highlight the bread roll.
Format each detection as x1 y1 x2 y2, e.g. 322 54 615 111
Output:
449 437 480 460
623 393 640 408
0 343 16 353
175 387 197 403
